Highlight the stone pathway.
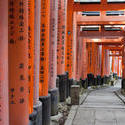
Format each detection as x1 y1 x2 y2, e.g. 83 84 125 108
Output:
73 81 125 125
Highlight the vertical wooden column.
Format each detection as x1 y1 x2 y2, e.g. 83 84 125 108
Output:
49 0 58 90
65 0 73 79
107 50 110 75
76 26 81 81
29 0 42 124
121 43 125 89
112 55 115 73
39 1 51 125
34 0 41 105
72 12 77 80
104 49 106 75
92 42 97 76
57 0 67 75
81 38 87 80
97 45 101 76
39 0 50 97
115 57 118 73
79 37 83 79
87 42 91 74
0 0 9 125
98 45 102 76
117 57 120 76
122 44 125 89
104 49 108 76
49 0 59 116
8 0 29 125
101 46 104 77
119 58 122 77
28 0 34 114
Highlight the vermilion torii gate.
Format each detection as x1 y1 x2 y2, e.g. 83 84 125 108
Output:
1 1 125 125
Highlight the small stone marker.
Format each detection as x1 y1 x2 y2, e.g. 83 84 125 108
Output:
71 85 80 105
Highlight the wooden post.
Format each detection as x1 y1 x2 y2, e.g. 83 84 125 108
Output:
0 0 9 124
57 0 67 75
39 0 50 97
8 0 29 124
28 0 34 114
65 0 74 79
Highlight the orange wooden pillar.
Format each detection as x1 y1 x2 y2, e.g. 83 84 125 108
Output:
0 0 9 125
57 0 67 76
39 0 50 98
107 50 110 76
92 42 98 76
57 0 68 101
49 0 59 116
87 42 91 74
88 42 95 75
104 49 108 76
98 45 102 76
81 38 87 80
28 0 34 114
33 0 41 105
122 45 125 78
76 26 81 81
104 49 107 76
97 45 101 76
49 0 58 90
29 0 42 124
122 44 125 89
72 12 76 80
65 0 74 79
119 57 122 77
112 56 115 73
72 12 77 80
117 57 120 77
39 0 51 125
101 46 104 77
8 0 29 125
115 57 118 73
78 37 83 79
112 55 114 73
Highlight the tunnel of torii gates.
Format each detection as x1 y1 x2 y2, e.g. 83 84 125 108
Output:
0 0 125 125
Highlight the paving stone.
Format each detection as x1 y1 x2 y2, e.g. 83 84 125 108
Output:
72 80 125 125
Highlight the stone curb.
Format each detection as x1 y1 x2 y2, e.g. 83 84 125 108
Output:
114 89 125 104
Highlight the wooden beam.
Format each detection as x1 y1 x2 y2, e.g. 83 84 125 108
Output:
78 21 125 25
77 14 125 25
97 42 122 45
80 31 124 38
104 46 122 51
109 54 122 56
73 2 125 11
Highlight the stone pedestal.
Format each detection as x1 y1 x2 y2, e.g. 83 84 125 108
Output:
71 85 80 105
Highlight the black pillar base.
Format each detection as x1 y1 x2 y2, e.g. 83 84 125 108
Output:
29 110 37 125
29 101 42 125
39 94 51 125
103 76 106 84
68 79 73 96
58 73 67 102
122 79 125 90
105 76 110 84
97 75 101 86
94 77 97 86
87 73 94 86
80 79 88 89
49 88 59 116
66 72 69 98
34 101 42 125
